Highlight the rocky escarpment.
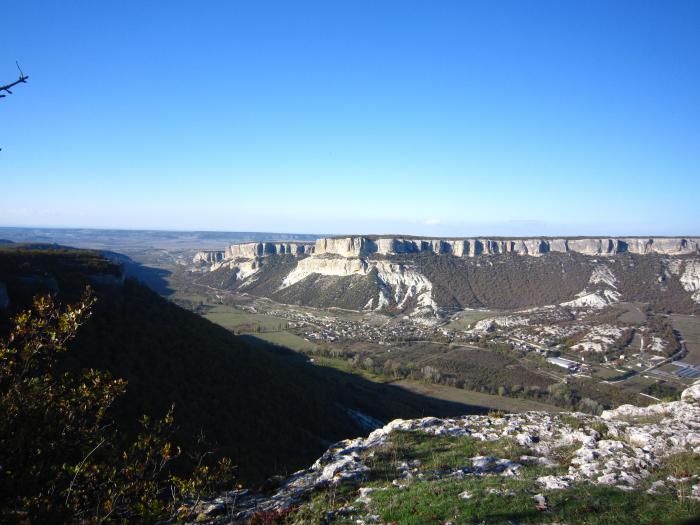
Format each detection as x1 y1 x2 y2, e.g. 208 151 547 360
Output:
192 236 700 316
193 250 225 265
189 382 700 524
224 241 314 259
194 243 313 265
197 236 700 267
315 236 700 258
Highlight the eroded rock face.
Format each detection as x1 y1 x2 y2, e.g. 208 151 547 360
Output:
193 237 700 314
193 251 225 264
280 256 437 315
202 236 700 268
281 256 369 287
190 382 700 523
680 260 700 303
312 236 700 257
224 242 314 259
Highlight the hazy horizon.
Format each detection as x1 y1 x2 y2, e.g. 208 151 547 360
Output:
1 225 699 240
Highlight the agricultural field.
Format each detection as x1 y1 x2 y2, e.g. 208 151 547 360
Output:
302 354 560 414
391 379 563 413
248 331 318 352
201 304 289 333
671 314 700 365
615 302 647 324
444 309 494 330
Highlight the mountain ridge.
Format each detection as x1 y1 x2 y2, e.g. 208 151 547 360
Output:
194 236 700 265
191 237 700 316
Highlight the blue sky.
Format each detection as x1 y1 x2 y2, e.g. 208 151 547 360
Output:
1 1 698 236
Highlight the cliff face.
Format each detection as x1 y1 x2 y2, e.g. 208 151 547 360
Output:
199 236 700 265
224 242 314 259
313 236 700 258
193 250 225 264
193 236 700 316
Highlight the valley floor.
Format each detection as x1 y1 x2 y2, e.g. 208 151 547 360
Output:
389 380 563 414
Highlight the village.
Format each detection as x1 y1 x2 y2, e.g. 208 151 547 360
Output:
235 296 700 394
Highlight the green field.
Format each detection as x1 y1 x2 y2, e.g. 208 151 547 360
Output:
249 331 318 351
308 355 559 413
590 365 631 380
671 314 700 365
445 310 494 330
391 379 562 413
616 302 647 324
202 304 288 332
613 373 663 395
311 355 390 382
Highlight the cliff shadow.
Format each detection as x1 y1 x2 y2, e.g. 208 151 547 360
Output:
123 262 174 296
241 334 493 421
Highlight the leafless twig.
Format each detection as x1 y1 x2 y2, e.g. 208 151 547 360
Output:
0 62 29 98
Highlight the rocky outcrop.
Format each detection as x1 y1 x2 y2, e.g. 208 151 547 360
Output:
281 255 369 287
193 251 225 265
561 263 621 308
190 381 700 523
224 242 314 260
280 255 437 315
313 236 700 258
680 260 700 303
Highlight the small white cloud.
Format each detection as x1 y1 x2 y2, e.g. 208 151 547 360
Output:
424 218 441 225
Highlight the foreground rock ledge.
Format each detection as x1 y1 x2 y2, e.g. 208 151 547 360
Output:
189 381 700 523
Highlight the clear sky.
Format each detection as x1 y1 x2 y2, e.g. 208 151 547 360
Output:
1 1 698 236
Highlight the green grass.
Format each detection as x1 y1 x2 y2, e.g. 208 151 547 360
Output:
279 432 700 525
307 354 562 413
391 379 562 413
671 314 700 365
363 431 533 477
250 331 318 351
368 479 700 524
312 355 388 382
202 304 288 332
616 302 648 324
445 310 495 330
559 415 610 438
590 366 631 380
613 373 669 395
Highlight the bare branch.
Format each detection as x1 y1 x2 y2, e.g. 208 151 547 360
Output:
0 62 29 98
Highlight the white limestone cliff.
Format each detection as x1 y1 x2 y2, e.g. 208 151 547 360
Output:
193 251 225 265
224 242 314 259
198 237 700 271
279 255 437 315
680 260 700 303
311 236 700 258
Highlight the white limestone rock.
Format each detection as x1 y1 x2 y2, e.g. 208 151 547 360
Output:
681 380 700 403
680 260 700 304
192 250 225 265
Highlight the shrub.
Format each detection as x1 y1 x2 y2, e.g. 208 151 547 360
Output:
0 289 234 523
